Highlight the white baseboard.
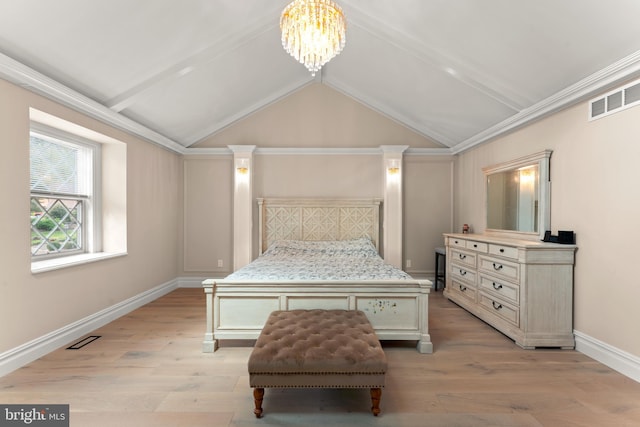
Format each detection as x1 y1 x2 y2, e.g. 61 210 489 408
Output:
0 279 178 377
575 330 640 383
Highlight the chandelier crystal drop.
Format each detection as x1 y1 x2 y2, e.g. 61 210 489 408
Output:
280 0 347 76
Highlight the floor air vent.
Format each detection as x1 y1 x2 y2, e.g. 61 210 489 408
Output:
67 335 101 350
590 78 640 120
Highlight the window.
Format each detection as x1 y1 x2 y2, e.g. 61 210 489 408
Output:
30 125 101 260
29 108 127 273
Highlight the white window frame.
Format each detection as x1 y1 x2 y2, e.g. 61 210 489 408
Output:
29 108 127 274
30 123 108 271
31 123 102 259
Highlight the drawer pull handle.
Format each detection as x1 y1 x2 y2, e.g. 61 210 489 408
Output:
492 263 503 271
492 282 503 290
459 254 466 260
473 244 478 248
499 248 504 253
459 269 467 276
459 284 467 292
454 240 459 244
492 301 503 310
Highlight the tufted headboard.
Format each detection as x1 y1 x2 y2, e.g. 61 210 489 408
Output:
257 198 382 254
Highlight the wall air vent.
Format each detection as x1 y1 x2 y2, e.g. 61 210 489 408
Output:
589 78 640 120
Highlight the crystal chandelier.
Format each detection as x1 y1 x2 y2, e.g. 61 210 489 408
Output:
280 0 347 76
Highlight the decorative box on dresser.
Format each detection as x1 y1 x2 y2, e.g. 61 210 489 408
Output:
443 233 577 349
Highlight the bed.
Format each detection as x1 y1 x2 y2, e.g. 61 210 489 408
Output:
202 198 432 354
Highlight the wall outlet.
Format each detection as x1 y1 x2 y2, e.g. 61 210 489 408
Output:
217 259 223 268
406 259 412 268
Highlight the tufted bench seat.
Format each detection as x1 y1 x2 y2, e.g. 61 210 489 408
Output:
248 309 387 417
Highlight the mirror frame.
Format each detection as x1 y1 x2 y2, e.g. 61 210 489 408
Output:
482 150 552 240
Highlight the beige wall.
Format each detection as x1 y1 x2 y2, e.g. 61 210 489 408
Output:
404 156 454 274
183 85 454 277
197 84 443 149
0 79 181 354
181 152 454 277
181 156 233 276
453 98 640 358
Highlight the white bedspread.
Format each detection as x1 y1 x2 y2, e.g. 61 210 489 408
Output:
225 238 412 281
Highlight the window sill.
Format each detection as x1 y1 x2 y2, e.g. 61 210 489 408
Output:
31 252 127 274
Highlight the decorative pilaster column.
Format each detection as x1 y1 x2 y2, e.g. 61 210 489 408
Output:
380 145 408 269
229 145 256 270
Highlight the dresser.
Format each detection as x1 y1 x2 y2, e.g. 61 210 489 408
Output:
443 233 576 349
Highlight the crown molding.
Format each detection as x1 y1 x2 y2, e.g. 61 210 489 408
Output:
0 51 185 154
257 147 380 155
183 146 453 157
405 147 453 156
184 147 381 156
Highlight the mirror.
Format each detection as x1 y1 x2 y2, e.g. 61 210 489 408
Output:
483 150 551 240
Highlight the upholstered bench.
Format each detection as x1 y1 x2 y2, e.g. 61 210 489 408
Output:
248 309 387 417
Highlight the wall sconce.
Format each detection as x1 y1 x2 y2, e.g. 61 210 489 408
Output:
518 166 536 185
387 159 400 175
236 158 249 175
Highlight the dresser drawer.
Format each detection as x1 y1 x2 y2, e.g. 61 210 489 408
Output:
478 256 519 281
479 274 519 305
450 248 476 267
466 240 488 253
479 293 519 327
449 237 467 249
450 279 476 304
450 264 476 284
488 244 518 260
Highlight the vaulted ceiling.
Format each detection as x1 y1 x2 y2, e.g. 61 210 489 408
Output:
1 0 640 153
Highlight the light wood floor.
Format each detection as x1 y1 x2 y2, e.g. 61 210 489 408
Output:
1 288 639 427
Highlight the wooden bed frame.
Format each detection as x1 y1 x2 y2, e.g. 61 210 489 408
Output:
202 198 433 353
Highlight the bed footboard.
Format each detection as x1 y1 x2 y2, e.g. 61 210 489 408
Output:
202 279 433 353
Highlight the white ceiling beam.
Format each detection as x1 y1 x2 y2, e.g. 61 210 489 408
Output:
185 76 314 147
0 51 185 153
325 77 455 147
340 0 531 112
453 49 640 153
105 20 278 113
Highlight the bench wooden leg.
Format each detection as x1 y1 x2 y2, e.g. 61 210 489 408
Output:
253 388 264 418
370 387 382 416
